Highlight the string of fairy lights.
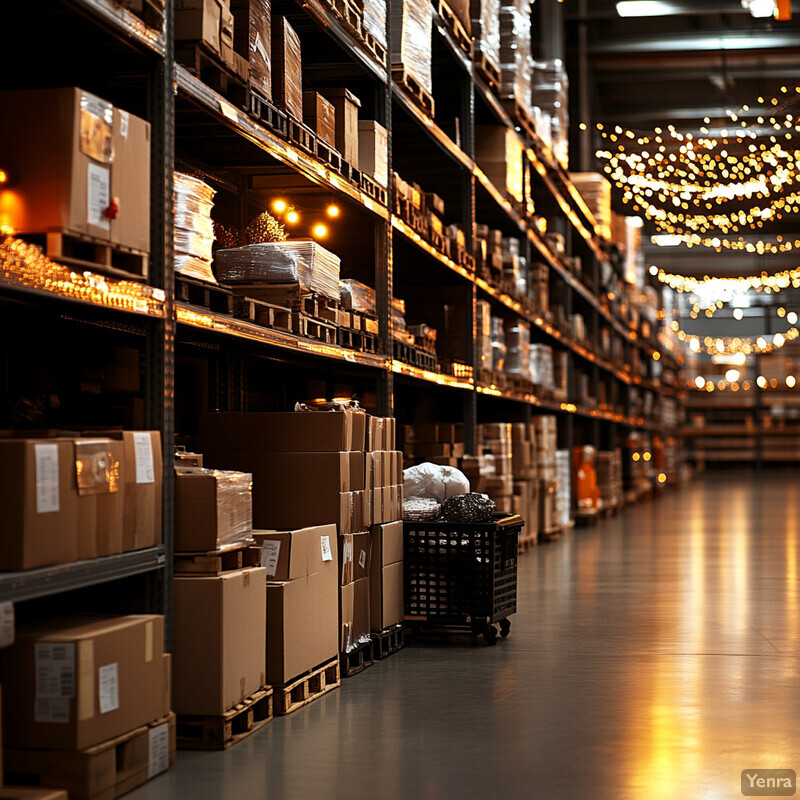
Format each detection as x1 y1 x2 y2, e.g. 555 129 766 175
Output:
593 84 800 254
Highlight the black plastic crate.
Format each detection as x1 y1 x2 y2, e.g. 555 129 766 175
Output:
403 514 521 625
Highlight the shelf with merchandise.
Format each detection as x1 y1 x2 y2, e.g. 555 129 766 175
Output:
391 359 474 390
0 546 167 604
391 217 474 284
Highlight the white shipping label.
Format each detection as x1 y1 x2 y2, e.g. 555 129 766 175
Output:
148 723 170 778
34 443 60 514
320 535 333 562
358 549 367 570
87 163 111 230
36 642 76 699
35 698 70 724
133 432 155 484
0 601 14 648
120 110 130 139
98 662 120 714
260 540 281 577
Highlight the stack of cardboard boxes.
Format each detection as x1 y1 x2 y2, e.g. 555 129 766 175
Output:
534 416 558 534
0 431 163 571
510 423 538 542
0 615 174 798
399 423 465 469
478 423 515 513
596 449 623 511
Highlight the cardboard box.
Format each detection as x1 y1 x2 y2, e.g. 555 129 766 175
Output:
0 439 79 570
272 16 303 119
111 108 151 252
304 92 336 148
266 569 339 684
325 88 361 168
199 411 365 452
0 615 165 751
174 469 253 552
254 524 337 581
370 561 403 632
475 125 524 203
391 484 403 521
175 0 224 53
357 120 388 187
173 567 267 715
337 530 371 585
114 432 162 553
372 520 402 566
232 0 271 99
202 451 362 530
340 576 370 653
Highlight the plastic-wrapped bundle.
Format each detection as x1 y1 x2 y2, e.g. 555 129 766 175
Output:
471 0 501 74
174 172 217 283
491 316 506 372
499 0 532 117
530 343 554 388
532 59 569 168
340 278 376 313
215 241 341 299
391 0 433 95
247 0 271 100
516 256 528 297
362 0 387 49
392 296 414 344
477 300 493 367
505 320 530 378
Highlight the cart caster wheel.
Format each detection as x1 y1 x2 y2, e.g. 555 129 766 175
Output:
499 619 511 638
483 626 498 646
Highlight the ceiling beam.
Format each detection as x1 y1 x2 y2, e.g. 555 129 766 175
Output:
566 0 757 21
588 31 800 54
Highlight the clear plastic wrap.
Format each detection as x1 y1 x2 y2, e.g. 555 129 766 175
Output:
362 0 387 49
499 0 532 117
273 16 303 119
471 0 501 73
215 241 341 299
572 173 612 240
174 172 217 283
249 0 272 100
532 59 570 167
491 315 506 372
340 278 376 314
504 320 531 378
391 0 433 95
529 343 554 388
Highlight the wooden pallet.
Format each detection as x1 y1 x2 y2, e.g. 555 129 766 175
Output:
5 713 175 800
340 639 374 678
392 66 435 118
174 542 260 575
176 275 233 314
359 171 388 207
19 230 149 282
370 623 405 660
320 0 364 37
117 0 164 30
518 533 538 552
274 658 341 715
287 116 316 154
360 27 388 68
500 96 536 140
317 139 344 174
473 49 501 88
436 0 472 55
247 88 288 137
294 313 338 344
233 295 294 332
176 686 273 750
337 326 379 353
175 42 247 108
393 340 439 372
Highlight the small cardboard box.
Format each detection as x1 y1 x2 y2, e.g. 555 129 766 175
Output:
255 525 337 581
199 411 365 452
325 88 361 168
303 92 336 148
0 615 165 751
173 567 267 715
357 120 388 187
0 439 79 570
174 469 253 552
370 561 403 632
372 521 402 567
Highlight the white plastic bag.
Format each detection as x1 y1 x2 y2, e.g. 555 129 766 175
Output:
403 462 470 501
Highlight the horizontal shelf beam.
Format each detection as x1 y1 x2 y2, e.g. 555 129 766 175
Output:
70 0 165 55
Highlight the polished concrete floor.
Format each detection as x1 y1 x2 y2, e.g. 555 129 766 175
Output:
131 473 800 799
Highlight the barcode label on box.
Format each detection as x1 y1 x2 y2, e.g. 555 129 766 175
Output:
260 540 281 577
133 433 155 484
36 642 75 699
35 698 70 724
320 535 333 562
359 549 367 570
0 602 14 648
34 444 60 514
148 723 170 778
98 662 119 714
87 163 111 230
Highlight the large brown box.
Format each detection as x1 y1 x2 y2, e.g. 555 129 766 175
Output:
369 521 403 631
199 410 365 452
475 125 524 204
357 120 388 188
325 89 361 168
174 469 253 552
0 616 166 751
254 525 337 581
265 529 339 684
272 16 303 119
0 88 150 253
175 0 225 53
173 567 267 715
0 439 79 570
202 451 363 530
303 92 336 148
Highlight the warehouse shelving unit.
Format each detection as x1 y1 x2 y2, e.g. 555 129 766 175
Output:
0 0 682 636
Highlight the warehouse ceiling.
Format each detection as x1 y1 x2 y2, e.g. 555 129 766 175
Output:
562 0 800 276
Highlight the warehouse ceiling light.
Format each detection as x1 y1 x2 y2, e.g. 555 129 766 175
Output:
616 1 682 16
742 0 776 16
652 234 683 246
